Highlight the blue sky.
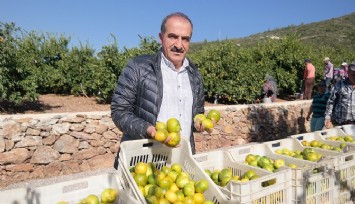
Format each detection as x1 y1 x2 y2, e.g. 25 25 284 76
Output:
2 0 355 52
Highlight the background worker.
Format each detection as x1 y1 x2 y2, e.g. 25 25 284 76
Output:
323 57 334 93
306 81 330 131
303 59 316 100
325 63 355 128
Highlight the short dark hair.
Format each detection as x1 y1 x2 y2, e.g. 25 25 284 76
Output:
304 59 312 63
160 12 193 36
348 62 355 72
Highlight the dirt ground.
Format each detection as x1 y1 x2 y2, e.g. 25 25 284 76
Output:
0 94 289 115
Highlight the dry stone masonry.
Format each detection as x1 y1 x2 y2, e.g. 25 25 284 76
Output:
0 101 311 188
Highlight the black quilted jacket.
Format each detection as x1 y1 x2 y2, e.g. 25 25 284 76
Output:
111 50 205 153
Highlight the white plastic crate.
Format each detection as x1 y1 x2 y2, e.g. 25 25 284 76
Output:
304 130 355 203
290 132 355 152
227 141 337 204
317 128 355 145
32 172 138 204
118 138 231 204
193 149 292 204
338 124 355 138
0 187 34 204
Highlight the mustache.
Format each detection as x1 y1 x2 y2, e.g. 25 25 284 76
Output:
171 46 184 53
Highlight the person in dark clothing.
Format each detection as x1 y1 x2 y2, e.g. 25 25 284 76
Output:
111 12 206 169
306 81 330 131
261 74 278 103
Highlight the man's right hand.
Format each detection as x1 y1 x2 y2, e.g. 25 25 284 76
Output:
324 119 332 129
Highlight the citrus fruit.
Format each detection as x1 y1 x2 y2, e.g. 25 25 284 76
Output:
164 190 177 203
167 132 181 147
193 193 205 204
167 171 179 182
155 170 166 182
244 169 257 179
218 168 232 181
310 140 321 147
183 196 195 204
201 118 214 130
171 163 182 173
194 114 206 123
169 183 180 192
176 190 185 201
183 183 195 196
204 169 212 177
206 109 221 123
203 201 214 204
157 197 170 204
195 179 208 193
148 185 164 198
145 195 158 204
83 194 99 204
158 177 173 189
245 154 256 163
134 173 148 186
176 175 190 189
138 185 145 196
147 174 158 185
288 163 298 168
166 118 181 133
305 152 319 162
231 175 240 181
301 140 310 146
156 121 167 131
161 166 172 175
155 129 169 142
101 188 117 203
135 162 148 174
273 159 285 169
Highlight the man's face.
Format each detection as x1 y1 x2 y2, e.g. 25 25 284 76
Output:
348 68 355 84
159 16 192 68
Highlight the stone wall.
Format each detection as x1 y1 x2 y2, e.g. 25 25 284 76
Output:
0 100 311 188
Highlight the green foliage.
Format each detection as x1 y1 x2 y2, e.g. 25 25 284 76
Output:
1 13 355 106
0 22 38 104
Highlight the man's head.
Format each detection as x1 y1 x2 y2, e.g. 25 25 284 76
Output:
341 62 348 67
304 59 312 64
317 81 326 93
348 63 355 84
159 12 193 69
323 57 330 64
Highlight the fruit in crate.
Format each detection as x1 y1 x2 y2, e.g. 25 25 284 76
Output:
273 159 285 169
274 147 323 162
206 109 221 123
300 139 349 152
101 188 118 203
80 194 99 204
244 154 297 171
131 162 214 204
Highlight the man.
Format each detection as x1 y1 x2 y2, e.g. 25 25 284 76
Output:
323 57 334 93
303 59 316 100
306 81 330 131
341 62 348 78
111 12 206 169
325 63 355 128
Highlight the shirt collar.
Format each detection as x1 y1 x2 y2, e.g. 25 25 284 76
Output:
161 52 189 72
